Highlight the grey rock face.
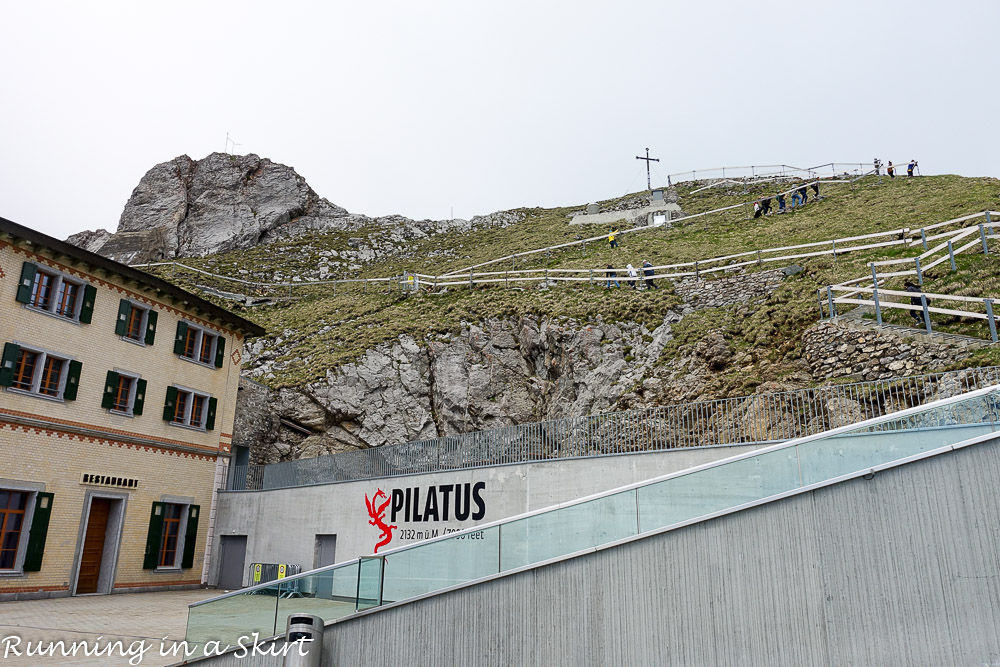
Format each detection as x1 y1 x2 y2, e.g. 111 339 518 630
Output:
242 313 678 461
65 229 112 254
234 264 797 462
70 152 525 264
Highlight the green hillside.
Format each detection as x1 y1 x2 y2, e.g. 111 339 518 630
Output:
146 174 1000 392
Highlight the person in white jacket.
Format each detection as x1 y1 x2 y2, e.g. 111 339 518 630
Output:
626 263 639 290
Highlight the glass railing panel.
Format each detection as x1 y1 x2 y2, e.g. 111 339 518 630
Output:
276 561 361 629
499 490 638 571
381 526 500 603
636 448 800 533
798 395 999 486
185 582 281 648
357 556 384 610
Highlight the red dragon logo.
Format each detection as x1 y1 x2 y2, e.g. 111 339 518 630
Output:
365 489 396 553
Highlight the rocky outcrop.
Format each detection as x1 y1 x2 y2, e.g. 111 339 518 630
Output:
245 312 682 462
65 229 113 254
239 263 802 462
69 153 525 264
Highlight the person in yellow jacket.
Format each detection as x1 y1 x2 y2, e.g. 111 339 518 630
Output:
608 228 619 249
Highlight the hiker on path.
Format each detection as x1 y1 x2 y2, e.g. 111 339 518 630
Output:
753 201 763 219
642 260 657 289
887 161 895 178
608 229 619 249
626 263 639 289
798 182 809 205
874 158 882 175
811 182 820 199
904 280 926 325
776 193 786 213
605 264 620 289
761 197 772 215
907 160 917 177
790 187 802 209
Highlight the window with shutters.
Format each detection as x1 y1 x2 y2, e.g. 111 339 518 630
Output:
0 491 28 570
144 502 198 571
20 264 90 323
165 385 215 430
100 369 145 417
115 299 157 346
174 321 224 369
2 344 79 402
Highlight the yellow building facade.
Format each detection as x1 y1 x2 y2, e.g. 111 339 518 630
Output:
0 217 264 600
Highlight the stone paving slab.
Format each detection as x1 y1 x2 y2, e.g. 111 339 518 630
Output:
0 589 218 666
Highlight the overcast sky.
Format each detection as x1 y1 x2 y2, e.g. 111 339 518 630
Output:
2 0 997 240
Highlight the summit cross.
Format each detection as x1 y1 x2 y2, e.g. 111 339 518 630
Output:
635 147 660 191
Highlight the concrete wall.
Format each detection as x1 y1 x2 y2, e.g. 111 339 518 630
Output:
191 433 1000 667
569 201 681 226
209 443 764 586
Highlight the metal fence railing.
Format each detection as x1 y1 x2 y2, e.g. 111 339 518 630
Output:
225 366 1000 492
666 162 870 186
819 211 1000 341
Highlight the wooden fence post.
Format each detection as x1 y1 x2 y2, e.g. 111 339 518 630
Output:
921 295 932 334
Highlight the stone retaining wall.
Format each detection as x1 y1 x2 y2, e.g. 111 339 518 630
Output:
803 321 977 381
672 268 787 309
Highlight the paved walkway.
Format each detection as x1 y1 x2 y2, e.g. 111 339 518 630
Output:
0 589 219 666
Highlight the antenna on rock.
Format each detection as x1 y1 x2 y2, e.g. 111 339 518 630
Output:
224 133 242 155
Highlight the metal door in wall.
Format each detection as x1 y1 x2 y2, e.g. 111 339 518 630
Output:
77 499 111 594
313 534 337 597
219 535 247 590
315 534 337 568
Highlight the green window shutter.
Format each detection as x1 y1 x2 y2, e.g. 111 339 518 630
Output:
0 343 20 387
101 371 119 409
205 397 218 431
133 378 147 416
162 385 179 421
181 505 201 569
63 360 82 401
144 310 158 345
22 492 54 572
173 322 188 355
214 336 226 368
15 263 37 304
142 502 166 570
78 284 97 324
114 299 131 336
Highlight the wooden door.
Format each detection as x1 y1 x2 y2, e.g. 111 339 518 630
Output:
77 498 111 594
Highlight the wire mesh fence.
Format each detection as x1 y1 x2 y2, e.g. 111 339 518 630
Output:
225 365 1000 492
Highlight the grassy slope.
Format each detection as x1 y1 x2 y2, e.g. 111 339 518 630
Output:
146 175 1000 391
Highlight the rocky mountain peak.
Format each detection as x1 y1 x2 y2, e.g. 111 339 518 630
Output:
69 152 523 266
